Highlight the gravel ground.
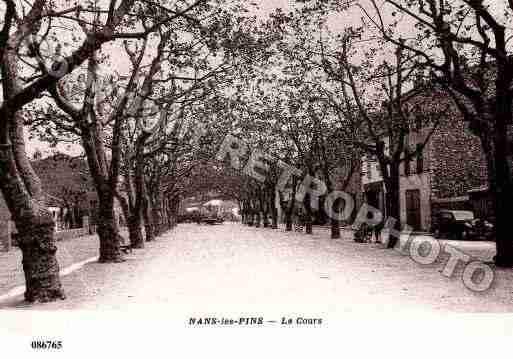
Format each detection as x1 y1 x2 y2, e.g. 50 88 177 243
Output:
1 223 512 313
0 229 128 293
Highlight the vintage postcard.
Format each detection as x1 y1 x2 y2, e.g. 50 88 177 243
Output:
0 0 512 357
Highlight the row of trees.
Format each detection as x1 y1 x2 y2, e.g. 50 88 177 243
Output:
0 0 278 302
233 0 513 266
229 6 440 243
2 0 513 304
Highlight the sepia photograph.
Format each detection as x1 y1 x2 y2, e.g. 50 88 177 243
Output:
0 0 512 357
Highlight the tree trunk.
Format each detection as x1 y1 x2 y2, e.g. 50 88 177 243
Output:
0 112 65 302
143 200 155 242
489 93 513 267
305 218 313 234
262 210 269 228
329 195 342 238
168 197 178 229
17 222 66 302
255 212 261 228
385 163 401 249
148 186 164 236
270 199 278 229
330 217 341 239
81 126 123 262
127 214 144 249
247 205 254 226
3 205 65 304
281 197 295 232
143 211 155 242
304 194 313 235
97 196 124 262
95 199 123 262
284 206 293 231
165 197 174 229
283 178 297 232
115 190 144 249
152 206 163 236
144 223 154 241
325 179 340 239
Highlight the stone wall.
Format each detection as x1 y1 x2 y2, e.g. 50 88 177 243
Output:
0 220 12 252
429 108 488 200
54 227 90 241
3 216 91 251
402 86 487 200
401 86 489 230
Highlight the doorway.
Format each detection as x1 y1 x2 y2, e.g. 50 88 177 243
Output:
405 189 422 231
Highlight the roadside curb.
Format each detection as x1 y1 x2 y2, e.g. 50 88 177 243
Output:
0 255 99 303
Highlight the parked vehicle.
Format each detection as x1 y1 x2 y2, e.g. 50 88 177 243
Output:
178 211 204 223
467 218 495 241
177 214 196 223
432 210 494 241
196 214 224 225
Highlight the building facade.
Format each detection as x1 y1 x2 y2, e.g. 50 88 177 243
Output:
361 86 489 232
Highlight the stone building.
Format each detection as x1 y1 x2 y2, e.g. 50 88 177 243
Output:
361 85 488 232
334 163 363 223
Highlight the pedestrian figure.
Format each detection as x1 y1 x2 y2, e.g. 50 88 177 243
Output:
373 221 384 243
354 222 374 243
294 207 304 232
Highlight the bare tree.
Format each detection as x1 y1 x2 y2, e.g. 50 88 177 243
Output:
0 0 155 302
344 0 513 265
325 34 445 246
274 9 447 245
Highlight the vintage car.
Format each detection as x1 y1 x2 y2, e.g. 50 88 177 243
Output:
196 214 224 225
432 210 494 241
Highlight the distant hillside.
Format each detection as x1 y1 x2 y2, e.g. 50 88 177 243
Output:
0 153 95 220
31 153 94 201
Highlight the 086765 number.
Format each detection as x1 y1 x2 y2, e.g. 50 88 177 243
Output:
31 340 62 350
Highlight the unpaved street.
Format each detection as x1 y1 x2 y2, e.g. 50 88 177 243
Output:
2 223 512 314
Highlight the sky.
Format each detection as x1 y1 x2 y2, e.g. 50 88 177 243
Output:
22 0 427 159
24 0 298 158
20 0 513 158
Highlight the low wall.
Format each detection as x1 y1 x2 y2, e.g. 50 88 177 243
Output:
1 216 130 252
54 227 89 241
0 220 12 253
2 216 92 251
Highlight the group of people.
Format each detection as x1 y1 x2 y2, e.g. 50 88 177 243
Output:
355 222 384 243
292 206 384 243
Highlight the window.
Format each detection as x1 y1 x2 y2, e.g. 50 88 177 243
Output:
416 143 424 174
377 140 385 154
412 105 423 132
